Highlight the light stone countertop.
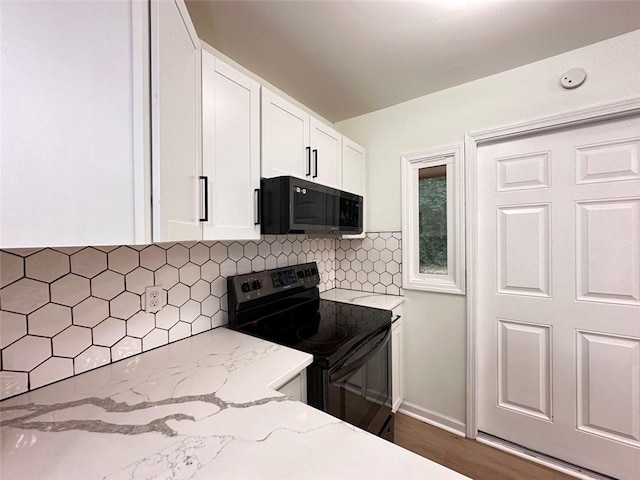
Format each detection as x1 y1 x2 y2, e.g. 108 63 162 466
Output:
0 327 467 479
321 288 405 311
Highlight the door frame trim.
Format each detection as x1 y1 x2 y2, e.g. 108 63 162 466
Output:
464 97 640 439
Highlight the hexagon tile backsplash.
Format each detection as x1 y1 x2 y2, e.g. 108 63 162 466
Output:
0 232 401 400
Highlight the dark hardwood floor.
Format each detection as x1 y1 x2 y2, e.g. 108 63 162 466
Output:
394 413 576 480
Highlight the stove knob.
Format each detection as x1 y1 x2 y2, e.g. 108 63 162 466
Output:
311 267 318 275
252 279 262 290
241 281 251 293
297 270 304 279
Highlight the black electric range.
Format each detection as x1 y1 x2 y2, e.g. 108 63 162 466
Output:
227 262 394 441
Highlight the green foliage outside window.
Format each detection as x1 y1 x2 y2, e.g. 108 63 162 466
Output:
418 175 448 274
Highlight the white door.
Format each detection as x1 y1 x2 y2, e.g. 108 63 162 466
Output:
202 52 260 241
151 0 202 242
261 88 310 180
477 115 640 479
310 118 342 189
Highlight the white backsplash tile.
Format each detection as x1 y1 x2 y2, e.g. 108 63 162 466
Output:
28 303 72 337
52 274 90 306
2 335 51 371
0 312 27 350
52 326 92 358
334 232 402 294
29 357 73 389
111 336 142 361
93 318 126 347
74 345 111 374
0 251 24 288
25 249 70 282
0 233 398 399
0 371 28 398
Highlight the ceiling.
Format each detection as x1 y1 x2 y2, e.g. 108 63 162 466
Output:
185 1 640 123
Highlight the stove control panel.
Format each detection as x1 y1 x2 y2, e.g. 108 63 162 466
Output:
228 262 320 304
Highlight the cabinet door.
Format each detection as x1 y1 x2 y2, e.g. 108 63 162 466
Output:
310 118 342 189
341 137 366 238
151 0 202 242
391 306 404 413
261 88 310 180
0 0 148 248
202 53 260 240
277 371 307 404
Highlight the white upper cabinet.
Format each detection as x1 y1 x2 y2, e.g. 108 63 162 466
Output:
151 0 202 242
0 0 150 248
341 137 366 196
309 118 342 189
201 52 261 241
261 88 310 180
261 88 342 188
341 137 367 237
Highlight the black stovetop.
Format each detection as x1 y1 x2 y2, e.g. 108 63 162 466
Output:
227 262 392 368
236 298 390 361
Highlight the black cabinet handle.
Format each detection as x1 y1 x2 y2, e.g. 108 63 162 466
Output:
312 149 318 178
199 176 208 222
254 188 261 225
306 146 311 176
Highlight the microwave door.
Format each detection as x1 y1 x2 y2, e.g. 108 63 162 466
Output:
292 186 326 230
339 194 363 233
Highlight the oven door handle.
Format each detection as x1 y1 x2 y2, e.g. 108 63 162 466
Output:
329 328 391 385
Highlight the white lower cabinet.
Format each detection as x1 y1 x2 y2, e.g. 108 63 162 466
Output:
277 371 307 404
391 305 404 413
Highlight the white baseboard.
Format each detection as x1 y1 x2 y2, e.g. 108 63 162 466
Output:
398 401 466 437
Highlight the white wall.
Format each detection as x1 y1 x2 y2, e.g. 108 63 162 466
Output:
335 30 640 425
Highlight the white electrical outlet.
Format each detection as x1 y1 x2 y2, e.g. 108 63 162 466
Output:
145 285 164 313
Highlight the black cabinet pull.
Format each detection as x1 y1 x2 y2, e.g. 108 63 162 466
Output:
306 146 311 176
254 188 261 225
199 176 208 222
312 149 318 178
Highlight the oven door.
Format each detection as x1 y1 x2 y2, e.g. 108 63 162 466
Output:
326 325 392 438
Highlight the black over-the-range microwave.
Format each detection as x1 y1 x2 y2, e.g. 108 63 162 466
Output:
259 176 363 235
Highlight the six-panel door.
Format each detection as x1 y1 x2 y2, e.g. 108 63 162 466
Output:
477 115 640 479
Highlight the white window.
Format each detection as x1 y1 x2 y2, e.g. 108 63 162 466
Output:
401 145 465 294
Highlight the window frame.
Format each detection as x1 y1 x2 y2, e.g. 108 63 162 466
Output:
401 144 465 294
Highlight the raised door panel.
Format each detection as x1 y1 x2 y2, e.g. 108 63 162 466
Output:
577 331 640 446
261 88 309 180
497 320 552 420
496 204 551 297
576 199 640 305
0 0 147 247
151 0 202 242
310 118 342 189
202 53 260 241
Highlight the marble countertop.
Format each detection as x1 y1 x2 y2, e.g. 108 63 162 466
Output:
0 327 467 479
321 288 405 311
